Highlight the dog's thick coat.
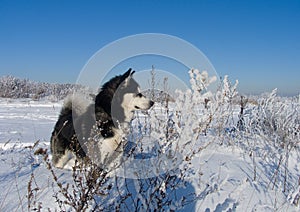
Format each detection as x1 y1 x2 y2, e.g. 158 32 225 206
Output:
50 69 154 169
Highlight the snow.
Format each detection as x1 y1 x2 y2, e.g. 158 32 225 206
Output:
0 98 61 143
193 144 295 211
0 97 299 211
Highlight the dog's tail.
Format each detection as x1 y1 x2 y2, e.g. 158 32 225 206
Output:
61 93 92 116
59 95 73 116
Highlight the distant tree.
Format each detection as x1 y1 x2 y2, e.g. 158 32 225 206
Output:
0 75 84 100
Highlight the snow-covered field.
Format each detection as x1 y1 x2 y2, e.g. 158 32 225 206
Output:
0 98 61 144
0 97 299 211
0 98 61 211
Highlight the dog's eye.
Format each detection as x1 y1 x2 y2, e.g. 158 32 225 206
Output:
136 93 143 98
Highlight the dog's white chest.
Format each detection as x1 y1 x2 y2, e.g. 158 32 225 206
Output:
100 129 123 151
96 129 124 167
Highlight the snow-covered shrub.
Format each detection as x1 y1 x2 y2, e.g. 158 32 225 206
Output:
244 89 300 192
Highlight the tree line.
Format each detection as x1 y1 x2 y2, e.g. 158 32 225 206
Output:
0 75 82 101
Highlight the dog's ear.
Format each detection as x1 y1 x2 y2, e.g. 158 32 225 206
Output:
121 68 135 87
122 68 133 79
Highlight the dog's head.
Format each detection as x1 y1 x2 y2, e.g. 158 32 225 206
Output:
117 69 154 114
119 69 154 112
98 68 154 123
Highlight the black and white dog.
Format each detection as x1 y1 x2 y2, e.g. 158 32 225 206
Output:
50 69 154 169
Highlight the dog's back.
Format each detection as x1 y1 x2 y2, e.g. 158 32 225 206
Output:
50 94 91 168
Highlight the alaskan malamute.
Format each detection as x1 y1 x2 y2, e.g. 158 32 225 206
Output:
50 69 154 170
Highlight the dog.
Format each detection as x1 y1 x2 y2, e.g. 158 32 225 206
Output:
50 69 154 170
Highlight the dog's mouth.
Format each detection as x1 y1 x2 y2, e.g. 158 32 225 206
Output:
134 101 154 110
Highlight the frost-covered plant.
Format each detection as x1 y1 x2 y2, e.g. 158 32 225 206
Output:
189 69 216 94
230 88 300 196
249 89 299 152
210 75 239 137
102 70 215 210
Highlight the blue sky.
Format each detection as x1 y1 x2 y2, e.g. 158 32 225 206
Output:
0 0 299 96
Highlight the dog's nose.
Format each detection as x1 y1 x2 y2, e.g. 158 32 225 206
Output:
150 101 154 107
